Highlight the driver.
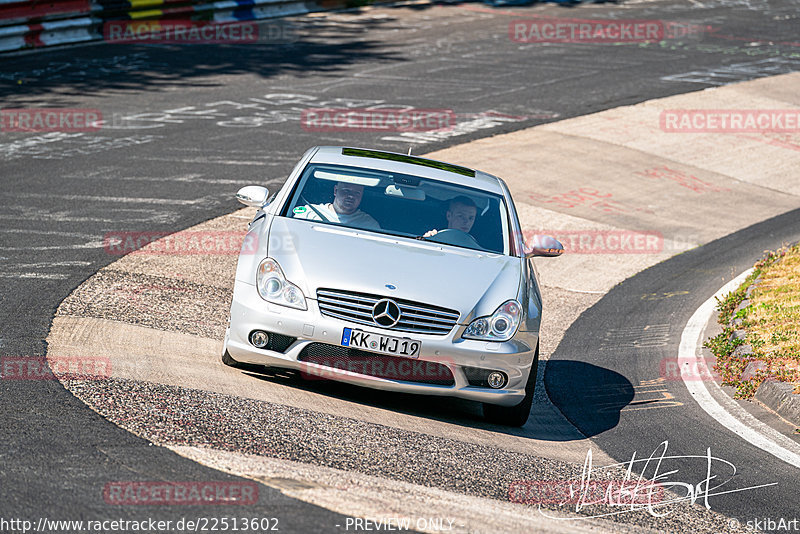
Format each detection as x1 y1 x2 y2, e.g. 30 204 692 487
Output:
423 195 477 238
294 181 380 230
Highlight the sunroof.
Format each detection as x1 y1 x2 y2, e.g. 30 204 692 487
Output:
341 148 476 178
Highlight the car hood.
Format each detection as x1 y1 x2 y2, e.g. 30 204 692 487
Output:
268 217 522 322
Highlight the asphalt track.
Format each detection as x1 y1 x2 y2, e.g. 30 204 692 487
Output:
546 207 800 527
2 0 800 530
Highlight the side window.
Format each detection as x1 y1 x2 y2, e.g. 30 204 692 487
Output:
298 178 333 208
504 198 522 257
469 200 504 254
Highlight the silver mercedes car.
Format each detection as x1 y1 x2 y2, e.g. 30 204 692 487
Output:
222 147 563 426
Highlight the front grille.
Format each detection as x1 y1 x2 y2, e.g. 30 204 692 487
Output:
316 288 460 335
266 333 297 352
298 343 455 386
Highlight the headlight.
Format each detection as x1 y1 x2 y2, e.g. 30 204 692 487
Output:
256 258 307 310
463 300 522 341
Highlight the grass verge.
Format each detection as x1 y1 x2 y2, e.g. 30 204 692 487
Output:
704 244 800 398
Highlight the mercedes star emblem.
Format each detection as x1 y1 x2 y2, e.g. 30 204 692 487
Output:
372 299 401 328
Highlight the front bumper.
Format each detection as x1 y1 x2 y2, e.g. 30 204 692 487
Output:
224 281 538 407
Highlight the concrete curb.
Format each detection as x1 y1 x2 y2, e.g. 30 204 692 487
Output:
755 380 800 427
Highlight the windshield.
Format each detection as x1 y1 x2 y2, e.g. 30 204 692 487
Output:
280 163 509 254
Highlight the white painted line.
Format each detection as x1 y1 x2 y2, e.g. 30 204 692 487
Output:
680 268 800 469
0 272 70 279
0 214 121 224
0 242 105 251
65 174 258 185
4 192 208 205
558 287 606 294
0 229 101 239
139 157 281 166
5 261 91 268
0 207 177 224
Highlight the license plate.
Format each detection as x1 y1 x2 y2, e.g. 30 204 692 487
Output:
341 328 421 358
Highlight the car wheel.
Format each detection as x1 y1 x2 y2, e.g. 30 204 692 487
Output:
221 349 242 367
221 350 265 374
482 344 539 427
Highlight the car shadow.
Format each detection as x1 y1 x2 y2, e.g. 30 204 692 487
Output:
544 359 635 438
238 357 633 440
241 365 485 420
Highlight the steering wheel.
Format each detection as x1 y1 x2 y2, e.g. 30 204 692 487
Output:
426 228 481 248
298 195 331 222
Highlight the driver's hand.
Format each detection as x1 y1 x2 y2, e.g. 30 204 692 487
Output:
423 229 439 238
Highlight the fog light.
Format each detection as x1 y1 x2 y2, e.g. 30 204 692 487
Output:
487 371 506 389
250 330 269 348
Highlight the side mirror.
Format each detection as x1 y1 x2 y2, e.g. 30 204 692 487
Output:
525 234 564 258
236 186 269 208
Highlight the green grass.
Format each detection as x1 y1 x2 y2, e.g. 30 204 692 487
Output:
704 244 800 398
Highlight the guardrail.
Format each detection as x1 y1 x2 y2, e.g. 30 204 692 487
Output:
0 0 346 52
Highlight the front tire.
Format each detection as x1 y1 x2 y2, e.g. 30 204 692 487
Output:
221 349 242 368
482 344 539 427
221 349 264 373
222 349 246 369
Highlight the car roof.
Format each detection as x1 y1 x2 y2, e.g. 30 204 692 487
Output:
308 146 506 195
